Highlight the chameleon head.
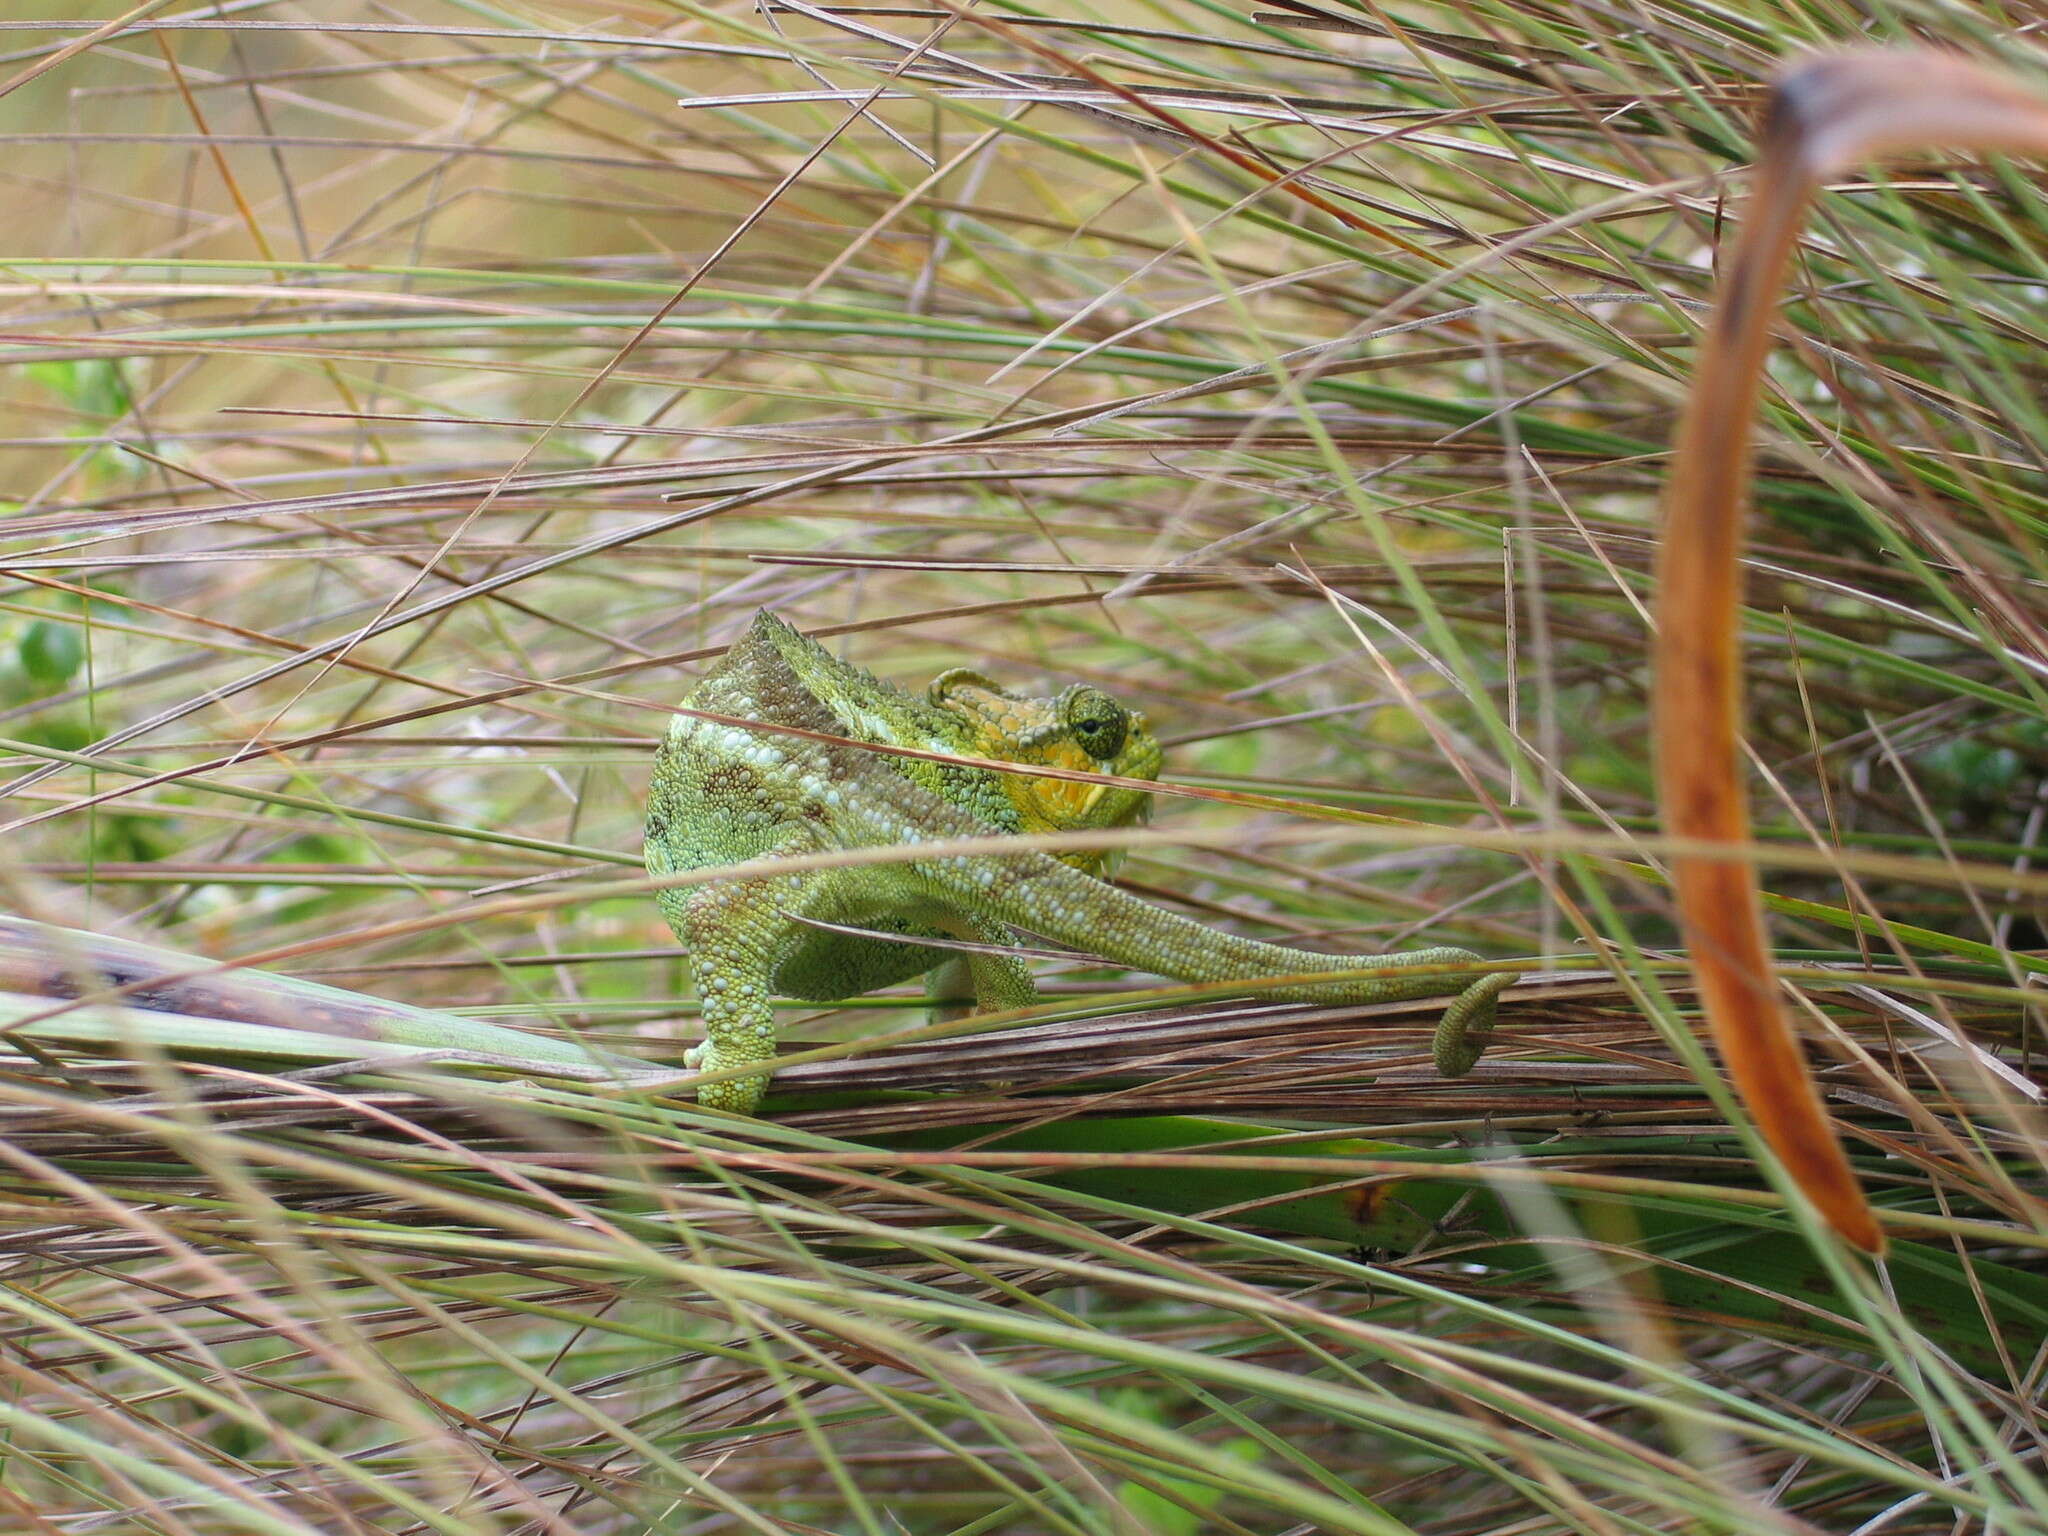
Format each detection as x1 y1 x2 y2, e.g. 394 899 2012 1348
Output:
926 668 1163 865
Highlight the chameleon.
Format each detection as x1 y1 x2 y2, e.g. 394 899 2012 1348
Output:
644 612 1513 1113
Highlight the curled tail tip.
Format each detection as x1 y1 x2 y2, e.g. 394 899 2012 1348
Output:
1433 968 1515 1077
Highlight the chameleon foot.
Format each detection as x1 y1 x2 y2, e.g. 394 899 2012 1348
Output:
681 1039 771 1115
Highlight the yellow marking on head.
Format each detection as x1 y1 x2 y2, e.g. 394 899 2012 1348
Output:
999 739 1101 831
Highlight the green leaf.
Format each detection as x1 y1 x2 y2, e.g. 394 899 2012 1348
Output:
17 619 84 688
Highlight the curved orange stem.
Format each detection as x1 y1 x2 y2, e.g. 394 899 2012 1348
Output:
1655 50 2048 1255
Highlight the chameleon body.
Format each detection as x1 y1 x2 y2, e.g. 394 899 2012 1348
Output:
645 612 1511 1113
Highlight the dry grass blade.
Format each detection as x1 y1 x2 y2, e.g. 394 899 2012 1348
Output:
7 6 2048 1527
1653 47 2048 1255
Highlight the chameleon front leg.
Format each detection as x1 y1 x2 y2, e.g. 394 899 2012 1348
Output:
665 877 803 1115
926 914 1039 1022
917 850 1510 1075
924 914 1039 1098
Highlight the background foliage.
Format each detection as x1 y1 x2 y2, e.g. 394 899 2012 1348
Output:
1 1 2045 1532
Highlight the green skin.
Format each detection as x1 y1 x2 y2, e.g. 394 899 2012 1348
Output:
646 613 1511 1113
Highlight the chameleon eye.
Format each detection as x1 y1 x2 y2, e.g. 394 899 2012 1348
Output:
1060 686 1129 761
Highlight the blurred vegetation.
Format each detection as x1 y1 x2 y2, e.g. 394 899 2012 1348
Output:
0 1 2045 1532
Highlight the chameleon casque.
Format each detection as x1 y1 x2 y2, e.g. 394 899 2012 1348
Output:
645 612 1512 1113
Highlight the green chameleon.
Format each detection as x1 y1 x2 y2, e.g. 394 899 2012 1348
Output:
645 613 1512 1113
